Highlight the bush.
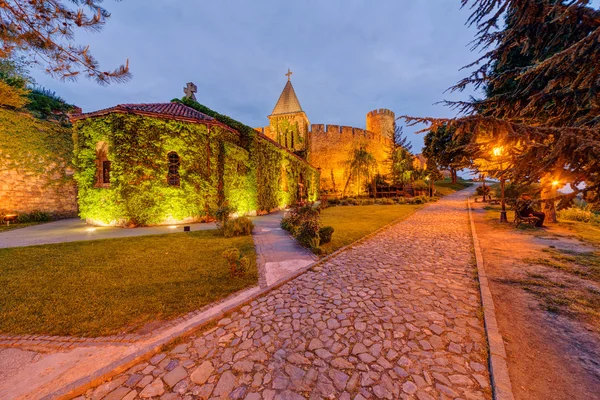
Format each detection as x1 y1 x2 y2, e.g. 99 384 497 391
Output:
328 198 340 205
397 197 407 205
412 180 429 191
381 198 395 205
223 216 254 237
281 204 322 252
475 186 491 196
558 207 600 224
339 200 349 206
214 204 235 228
15 211 51 223
360 199 375 205
222 248 249 277
347 198 359 206
319 226 334 245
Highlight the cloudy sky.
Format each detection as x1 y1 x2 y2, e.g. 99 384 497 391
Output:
30 0 481 152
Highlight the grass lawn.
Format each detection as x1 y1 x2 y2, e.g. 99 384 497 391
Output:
435 179 473 197
0 231 257 337
320 204 424 254
0 221 44 233
559 219 600 247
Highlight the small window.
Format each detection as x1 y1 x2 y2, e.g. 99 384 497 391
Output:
102 161 111 184
168 152 180 187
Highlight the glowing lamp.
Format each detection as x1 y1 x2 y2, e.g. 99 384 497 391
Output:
492 146 504 157
552 180 560 187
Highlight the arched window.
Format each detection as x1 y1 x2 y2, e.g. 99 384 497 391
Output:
95 141 110 188
167 152 180 187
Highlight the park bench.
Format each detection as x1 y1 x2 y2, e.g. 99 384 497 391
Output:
513 200 540 228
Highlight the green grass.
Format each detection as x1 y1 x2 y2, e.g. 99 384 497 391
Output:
559 219 600 247
435 179 473 197
0 231 257 337
0 221 44 232
320 204 423 254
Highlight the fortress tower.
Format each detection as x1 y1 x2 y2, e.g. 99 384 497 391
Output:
266 70 310 153
366 109 395 140
255 72 396 195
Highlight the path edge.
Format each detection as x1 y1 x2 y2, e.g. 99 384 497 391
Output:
46 204 423 400
467 198 515 400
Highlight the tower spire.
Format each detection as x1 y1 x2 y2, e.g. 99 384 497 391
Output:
285 68 293 81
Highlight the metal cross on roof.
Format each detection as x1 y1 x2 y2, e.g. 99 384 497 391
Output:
285 69 293 81
183 82 197 101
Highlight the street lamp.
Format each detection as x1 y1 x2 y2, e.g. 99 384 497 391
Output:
493 146 508 223
424 176 431 197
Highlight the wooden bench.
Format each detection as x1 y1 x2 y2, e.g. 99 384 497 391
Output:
514 212 539 228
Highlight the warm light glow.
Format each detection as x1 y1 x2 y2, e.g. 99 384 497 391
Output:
86 227 97 232
492 146 504 157
425 176 430 181
168 225 177 229
552 180 560 187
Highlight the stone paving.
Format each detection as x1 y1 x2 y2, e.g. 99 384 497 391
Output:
78 189 491 400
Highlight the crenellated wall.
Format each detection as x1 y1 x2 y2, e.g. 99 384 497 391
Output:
309 121 393 194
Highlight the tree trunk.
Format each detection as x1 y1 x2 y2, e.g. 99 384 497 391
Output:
451 168 457 184
540 174 557 223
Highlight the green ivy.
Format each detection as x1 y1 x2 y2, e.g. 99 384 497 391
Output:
73 103 319 226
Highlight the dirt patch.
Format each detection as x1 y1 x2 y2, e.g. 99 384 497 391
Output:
472 202 600 400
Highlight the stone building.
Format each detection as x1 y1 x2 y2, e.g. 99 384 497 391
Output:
256 73 395 194
70 102 319 227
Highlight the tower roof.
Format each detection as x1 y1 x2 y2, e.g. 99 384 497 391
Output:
270 80 304 116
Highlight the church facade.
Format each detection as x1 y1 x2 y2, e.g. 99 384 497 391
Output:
255 71 395 195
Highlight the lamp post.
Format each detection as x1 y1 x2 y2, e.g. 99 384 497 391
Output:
424 176 431 197
493 146 508 223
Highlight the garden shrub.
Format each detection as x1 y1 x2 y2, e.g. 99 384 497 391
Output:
340 200 349 206
15 211 51 223
281 204 322 252
397 197 407 205
328 198 340 205
215 204 235 228
558 206 600 224
223 216 254 237
319 226 334 245
475 185 491 196
221 248 249 277
381 198 395 205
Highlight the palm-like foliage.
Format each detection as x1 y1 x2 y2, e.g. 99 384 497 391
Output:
343 144 378 197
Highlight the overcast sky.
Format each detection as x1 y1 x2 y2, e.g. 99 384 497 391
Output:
30 0 481 152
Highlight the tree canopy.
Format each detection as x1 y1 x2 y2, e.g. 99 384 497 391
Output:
0 0 130 84
422 124 471 183
404 0 600 202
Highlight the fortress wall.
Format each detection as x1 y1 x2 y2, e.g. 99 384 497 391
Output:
309 124 393 194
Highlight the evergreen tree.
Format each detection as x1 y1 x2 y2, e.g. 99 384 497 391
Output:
0 0 130 84
405 0 600 203
422 124 471 183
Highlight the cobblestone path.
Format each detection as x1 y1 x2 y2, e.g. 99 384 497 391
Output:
81 189 491 400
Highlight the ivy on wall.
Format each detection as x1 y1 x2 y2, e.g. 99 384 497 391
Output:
73 101 320 226
73 114 223 225
175 98 320 211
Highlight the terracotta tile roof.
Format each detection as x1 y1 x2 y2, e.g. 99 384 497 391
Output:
270 80 304 116
69 102 215 123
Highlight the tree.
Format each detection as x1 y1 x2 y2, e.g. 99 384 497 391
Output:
388 124 415 188
0 0 130 84
343 144 378 197
404 0 600 210
422 124 471 183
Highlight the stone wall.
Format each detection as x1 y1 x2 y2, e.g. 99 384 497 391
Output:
0 154 78 218
309 124 393 194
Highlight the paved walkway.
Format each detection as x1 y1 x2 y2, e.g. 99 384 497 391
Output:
0 219 217 248
252 211 318 288
76 188 490 400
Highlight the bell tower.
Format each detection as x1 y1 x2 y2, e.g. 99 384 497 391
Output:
268 69 310 153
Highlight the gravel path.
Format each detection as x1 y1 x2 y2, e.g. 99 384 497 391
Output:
80 188 491 400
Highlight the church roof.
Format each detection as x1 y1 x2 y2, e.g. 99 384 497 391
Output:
270 80 304 116
70 102 215 123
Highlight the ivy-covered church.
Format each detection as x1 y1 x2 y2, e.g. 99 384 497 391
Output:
71 99 319 227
